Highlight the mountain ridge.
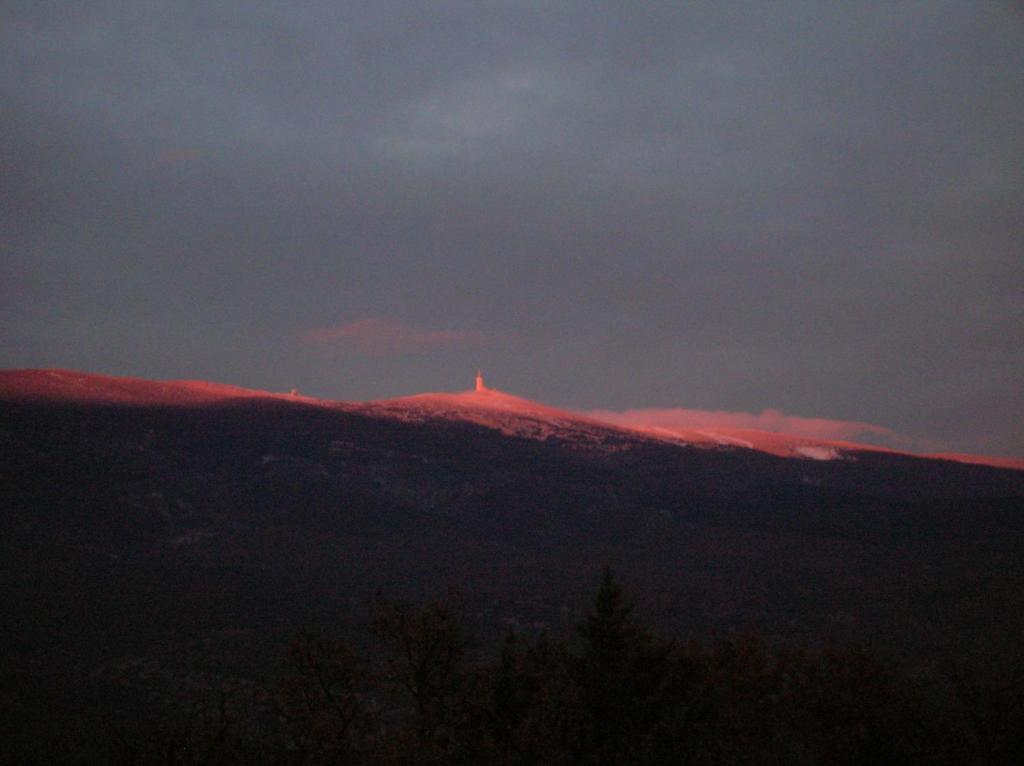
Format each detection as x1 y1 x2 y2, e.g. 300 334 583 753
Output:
4 362 1024 740
2 367 1021 471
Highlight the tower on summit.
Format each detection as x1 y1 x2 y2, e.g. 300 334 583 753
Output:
475 369 485 392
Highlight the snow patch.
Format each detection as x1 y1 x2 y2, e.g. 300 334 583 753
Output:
794 446 841 461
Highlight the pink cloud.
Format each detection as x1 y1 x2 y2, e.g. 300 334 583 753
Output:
587 406 906 446
300 317 486 355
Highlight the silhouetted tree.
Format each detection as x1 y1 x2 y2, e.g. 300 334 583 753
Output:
273 634 372 764
373 596 471 763
573 567 706 765
490 630 582 763
28 569 1017 765
703 638 950 765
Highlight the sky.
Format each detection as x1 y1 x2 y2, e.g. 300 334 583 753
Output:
2 1 1022 456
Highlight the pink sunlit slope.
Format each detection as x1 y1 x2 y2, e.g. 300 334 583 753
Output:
360 384 1024 471
358 384 1023 470
2 369 1021 471
0 369 329 408
357 386 644 447
922 452 1024 471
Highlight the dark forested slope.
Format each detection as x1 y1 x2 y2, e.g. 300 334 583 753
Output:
1 370 1023 760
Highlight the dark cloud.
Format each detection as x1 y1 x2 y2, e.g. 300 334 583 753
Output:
2 1 1022 455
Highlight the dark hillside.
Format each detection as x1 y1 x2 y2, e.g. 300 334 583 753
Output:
1 390 1023 758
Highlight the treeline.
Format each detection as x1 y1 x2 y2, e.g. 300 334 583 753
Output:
10 570 1024 764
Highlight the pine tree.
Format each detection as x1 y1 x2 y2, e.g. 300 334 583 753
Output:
573 568 659 763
